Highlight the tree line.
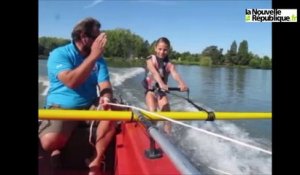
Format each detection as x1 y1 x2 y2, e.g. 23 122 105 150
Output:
39 28 271 69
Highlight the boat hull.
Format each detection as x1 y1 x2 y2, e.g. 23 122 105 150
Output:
115 122 180 175
38 122 181 175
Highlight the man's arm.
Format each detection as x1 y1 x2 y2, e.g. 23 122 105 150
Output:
99 81 113 100
98 81 113 110
58 33 107 88
58 58 97 88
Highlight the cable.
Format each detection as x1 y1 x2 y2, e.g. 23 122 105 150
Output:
107 102 272 155
88 104 102 147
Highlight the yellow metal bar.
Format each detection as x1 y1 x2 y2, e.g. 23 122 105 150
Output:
38 110 137 121
215 112 272 120
38 109 272 120
144 111 271 120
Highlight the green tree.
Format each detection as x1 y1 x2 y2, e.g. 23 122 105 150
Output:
180 51 192 61
237 40 249 65
201 45 223 65
199 56 212 66
225 40 237 65
260 56 272 69
39 37 70 56
105 29 145 59
140 40 150 58
230 40 237 55
249 58 261 68
249 53 261 68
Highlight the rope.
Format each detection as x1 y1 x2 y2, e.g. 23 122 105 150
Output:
107 102 272 155
88 105 102 147
168 91 216 121
208 166 233 175
87 104 107 171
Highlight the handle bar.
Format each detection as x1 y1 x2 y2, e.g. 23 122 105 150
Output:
168 87 181 91
168 87 189 96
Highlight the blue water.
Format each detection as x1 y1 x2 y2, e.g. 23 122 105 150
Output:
39 60 272 175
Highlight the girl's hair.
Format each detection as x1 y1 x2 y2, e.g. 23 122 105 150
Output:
155 37 170 48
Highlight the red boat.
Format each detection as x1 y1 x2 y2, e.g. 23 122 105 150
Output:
38 101 271 175
38 110 201 175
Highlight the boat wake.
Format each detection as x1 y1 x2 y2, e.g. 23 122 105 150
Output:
109 67 144 86
171 120 271 175
39 76 49 96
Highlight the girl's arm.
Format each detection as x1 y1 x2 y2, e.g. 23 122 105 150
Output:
169 64 188 91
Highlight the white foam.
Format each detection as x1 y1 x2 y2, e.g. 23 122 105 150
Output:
177 121 271 175
38 76 49 96
109 67 144 86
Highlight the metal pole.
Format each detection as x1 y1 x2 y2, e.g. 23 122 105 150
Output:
136 110 201 175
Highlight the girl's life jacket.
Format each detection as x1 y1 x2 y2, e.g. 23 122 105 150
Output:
142 55 172 91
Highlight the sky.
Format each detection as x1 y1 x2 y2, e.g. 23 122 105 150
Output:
39 0 272 57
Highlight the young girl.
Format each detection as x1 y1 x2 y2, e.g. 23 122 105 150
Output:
142 37 188 133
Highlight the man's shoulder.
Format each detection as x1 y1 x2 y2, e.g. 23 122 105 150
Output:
96 57 107 64
53 43 73 53
49 43 74 58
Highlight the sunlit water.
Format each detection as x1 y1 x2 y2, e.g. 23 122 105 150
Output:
39 60 272 175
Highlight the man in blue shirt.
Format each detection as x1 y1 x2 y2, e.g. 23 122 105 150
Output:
39 17 115 175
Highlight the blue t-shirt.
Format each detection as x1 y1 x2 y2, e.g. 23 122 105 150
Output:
46 42 110 109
